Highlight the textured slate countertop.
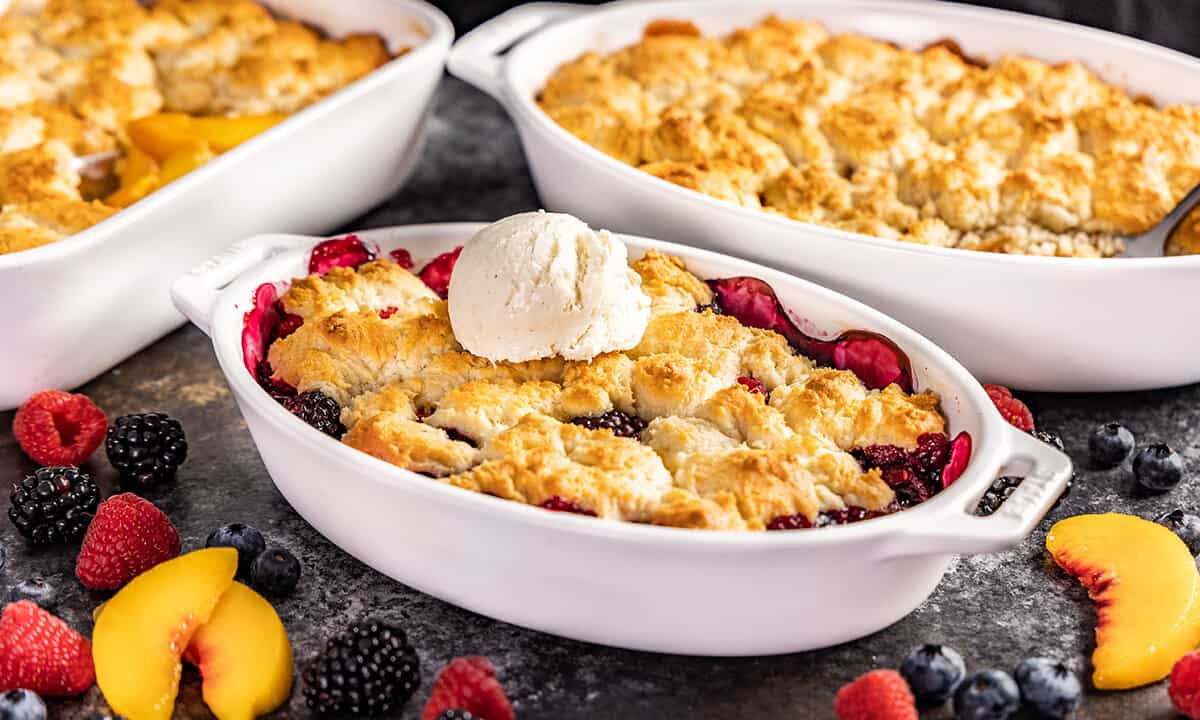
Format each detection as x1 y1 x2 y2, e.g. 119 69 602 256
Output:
3 78 1197 719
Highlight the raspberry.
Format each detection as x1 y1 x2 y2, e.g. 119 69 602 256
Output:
736 377 767 396
390 248 415 269
308 235 376 275
910 433 950 476
984 384 1034 431
12 391 107 467
422 656 515 720
941 432 973 488
418 247 463 299
540 497 597 517
1171 651 1200 719
834 669 918 720
75 493 181 590
0 601 94 697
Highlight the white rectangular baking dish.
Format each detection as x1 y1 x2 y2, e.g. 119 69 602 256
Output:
0 0 453 411
447 0 1200 392
171 222 1071 655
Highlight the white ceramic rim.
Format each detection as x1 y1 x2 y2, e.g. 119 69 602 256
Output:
492 0 1200 271
191 222 1067 553
0 0 454 272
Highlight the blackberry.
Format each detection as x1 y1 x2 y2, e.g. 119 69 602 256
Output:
106 412 188 489
302 619 420 716
975 477 1023 516
1032 429 1065 453
7 467 99 545
284 392 346 438
436 712 476 720
570 410 646 438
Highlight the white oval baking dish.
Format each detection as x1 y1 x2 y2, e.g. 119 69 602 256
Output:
447 0 1200 393
171 222 1072 655
0 0 453 411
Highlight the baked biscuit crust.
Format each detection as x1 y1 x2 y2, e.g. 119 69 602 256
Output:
269 248 953 531
539 16 1200 258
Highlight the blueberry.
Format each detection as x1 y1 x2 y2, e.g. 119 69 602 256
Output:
900 643 966 707
0 689 47 720
250 547 301 597
953 670 1021 720
1013 658 1081 719
1088 423 1134 468
7 578 57 611
1134 444 1185 493
1032 429 1065 453
1156 510 1200 555
206 523 266 579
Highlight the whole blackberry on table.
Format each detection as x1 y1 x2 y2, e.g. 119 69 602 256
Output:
283 391 346 438
302 619 421 716
569 410 646 438
105 412 188 489
1032 429 1065 453
8 467 99 545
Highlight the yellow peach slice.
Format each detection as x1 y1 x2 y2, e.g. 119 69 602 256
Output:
1047 512 1200 689
128 112 286 160
158 140 215 185
93 547 238 720
185 582 293 720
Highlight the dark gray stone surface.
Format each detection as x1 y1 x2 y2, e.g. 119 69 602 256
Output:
2 77 1197 719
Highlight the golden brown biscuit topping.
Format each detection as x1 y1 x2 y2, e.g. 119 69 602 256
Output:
538 15 1200 257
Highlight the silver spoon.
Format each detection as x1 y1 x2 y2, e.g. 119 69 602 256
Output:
1120 183 1200 258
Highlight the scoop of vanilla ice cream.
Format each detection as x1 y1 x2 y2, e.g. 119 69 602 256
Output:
447 211 651 363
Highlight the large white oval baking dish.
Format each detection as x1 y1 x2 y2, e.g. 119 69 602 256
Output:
0 0 453 411
447 0 1200 393
171 222 1071 656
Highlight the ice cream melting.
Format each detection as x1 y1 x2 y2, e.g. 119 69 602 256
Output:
447 211 650 363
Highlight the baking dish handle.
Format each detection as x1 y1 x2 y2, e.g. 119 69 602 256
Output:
171 234 315 336
447 3 588 105
883 426 1073 557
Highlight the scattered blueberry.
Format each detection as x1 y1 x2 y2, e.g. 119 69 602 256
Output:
1133 444 1185 493
0 689 47 720
1088 423 1134 468
206 524 266 579
1155 510 1200 555
953 669 1021 720
7 578 57 611
900 643 966 707
250 547 301 597
1032 429 1065 453
1014 657 1082 719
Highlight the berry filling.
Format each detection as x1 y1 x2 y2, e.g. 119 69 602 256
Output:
942 432 972 488
389 247 415 269
379 305 399 319
307 234 377 275
853 432 954 508
569 410 647 438
706 276 914 392
540 497 598 516
736 376 767 397
417 247 463 299
242 282 287 378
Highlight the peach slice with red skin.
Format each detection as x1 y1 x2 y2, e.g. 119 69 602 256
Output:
93 547 238 720
1047 513 1200 689
184 582 293 720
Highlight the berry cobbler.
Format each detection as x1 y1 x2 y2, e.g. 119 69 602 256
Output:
538 16 1200 257
0 0 395 255
244 214 971 531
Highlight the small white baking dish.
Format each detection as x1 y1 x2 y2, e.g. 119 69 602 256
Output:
447 0 1200 392
171 222 1071 655
0 0 453 411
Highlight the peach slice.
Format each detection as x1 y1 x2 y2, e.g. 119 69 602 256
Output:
93 547 238 720
127 112 286 161
185 582 293 720
1047 512 1200 689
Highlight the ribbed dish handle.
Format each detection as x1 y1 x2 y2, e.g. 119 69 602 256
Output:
171 234 315 336
447 3 588 104
884 426 1074 557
